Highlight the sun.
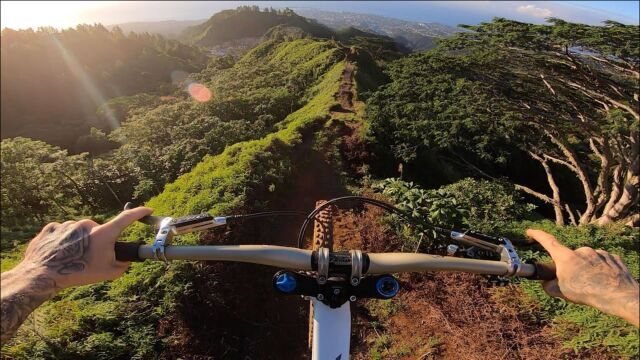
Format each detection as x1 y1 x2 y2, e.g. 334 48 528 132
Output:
1 1 113 30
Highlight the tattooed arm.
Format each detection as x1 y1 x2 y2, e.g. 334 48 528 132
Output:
0 207 153 345
528 229 639 327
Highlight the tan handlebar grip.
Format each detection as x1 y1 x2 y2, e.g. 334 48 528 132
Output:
527 262 557 281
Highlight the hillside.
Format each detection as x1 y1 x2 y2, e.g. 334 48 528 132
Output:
0 25 207 149
180 6 407 57
1 32 368 358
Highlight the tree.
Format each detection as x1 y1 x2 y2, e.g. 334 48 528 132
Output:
368 18 639 226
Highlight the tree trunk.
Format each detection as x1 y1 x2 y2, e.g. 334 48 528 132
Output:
530 152 565 225
597 131 639 225
600 159 639 223
598 165 624 225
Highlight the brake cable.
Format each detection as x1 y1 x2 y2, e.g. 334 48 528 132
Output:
226 211 307 222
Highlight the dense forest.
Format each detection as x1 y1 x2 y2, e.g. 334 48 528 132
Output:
1 6 638 360
1 24 207 148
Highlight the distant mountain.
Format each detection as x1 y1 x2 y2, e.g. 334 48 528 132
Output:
108 19 205 39
294 8 461 50
181 6 335 47
180 6 408 59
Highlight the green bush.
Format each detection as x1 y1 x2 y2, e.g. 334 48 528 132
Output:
373 177 536 249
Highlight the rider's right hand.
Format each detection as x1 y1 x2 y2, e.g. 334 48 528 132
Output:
527 229 639 327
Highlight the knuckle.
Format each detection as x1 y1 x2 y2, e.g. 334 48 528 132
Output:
43 222 61 233
575 247 596 255
77 219 98 228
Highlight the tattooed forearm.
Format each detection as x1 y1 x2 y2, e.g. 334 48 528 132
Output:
1 269 59 345
1 208 150 345
1 222 91 345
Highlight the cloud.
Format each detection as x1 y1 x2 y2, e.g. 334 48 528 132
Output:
516 4 552 18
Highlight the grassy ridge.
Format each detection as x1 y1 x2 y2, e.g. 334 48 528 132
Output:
142 61 344 219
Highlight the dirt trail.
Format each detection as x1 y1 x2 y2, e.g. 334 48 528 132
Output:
330 51 356 114
158 54 358 359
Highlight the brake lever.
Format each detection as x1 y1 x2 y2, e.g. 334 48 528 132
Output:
122 203 226 262
442 228 523 277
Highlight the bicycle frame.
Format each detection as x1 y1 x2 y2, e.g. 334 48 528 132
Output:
312 299 351 360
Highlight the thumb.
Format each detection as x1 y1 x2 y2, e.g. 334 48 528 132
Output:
96 207 154 241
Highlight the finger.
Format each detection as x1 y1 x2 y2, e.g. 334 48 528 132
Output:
594 249 610 259
594 249 620 269
105 262 130 281
96 207 154 240
77 219 99 228
526 229 573 262
575 247 598 257
542 279 567 300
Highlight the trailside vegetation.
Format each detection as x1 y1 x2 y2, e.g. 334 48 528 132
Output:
367 18 639 227
373 177 639 357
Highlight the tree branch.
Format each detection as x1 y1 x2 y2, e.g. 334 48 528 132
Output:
542 129 596 224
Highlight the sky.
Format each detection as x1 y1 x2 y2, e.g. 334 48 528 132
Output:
1 1 638 30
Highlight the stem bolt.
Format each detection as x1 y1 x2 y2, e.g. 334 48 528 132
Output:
349 295 357 302
333 288 341 295
317 294 325 301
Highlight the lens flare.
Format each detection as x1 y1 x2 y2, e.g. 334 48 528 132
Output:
50 35 119 130
188 83 213 102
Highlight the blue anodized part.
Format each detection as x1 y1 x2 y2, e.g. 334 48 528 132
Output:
275 272 297 293
375 275 400 298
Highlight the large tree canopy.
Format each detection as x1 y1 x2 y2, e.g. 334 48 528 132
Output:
368 18 639 226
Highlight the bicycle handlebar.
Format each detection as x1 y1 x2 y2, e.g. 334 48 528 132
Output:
114 242 554 280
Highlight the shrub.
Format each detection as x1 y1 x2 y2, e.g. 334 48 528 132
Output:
373 177 536 249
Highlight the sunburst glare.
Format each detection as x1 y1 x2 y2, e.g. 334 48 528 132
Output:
50 35 119 130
